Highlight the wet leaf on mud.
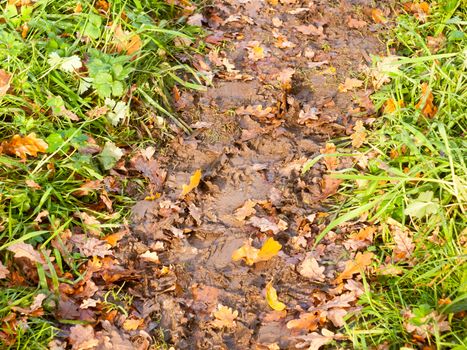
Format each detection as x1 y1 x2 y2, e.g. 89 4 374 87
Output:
295 24 324 37
247 41 266 61
1 133 48 160
334 251 374 284
347 16 367 29
298 256 325 281
122 318 144 331
338 78 364 92
7 242 45 264
257 237 282 261
0 262 9 279
181 169 202 197
415 83 437 118
234 199 257 221
232 237 282 266
265 281 286 311
249 216 287 234
211 304 238 329
295 328 335 350
0 69 11 97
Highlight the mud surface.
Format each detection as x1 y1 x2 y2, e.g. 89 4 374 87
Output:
120 1 392 348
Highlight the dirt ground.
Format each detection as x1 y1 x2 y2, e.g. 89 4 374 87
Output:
113 1 393 348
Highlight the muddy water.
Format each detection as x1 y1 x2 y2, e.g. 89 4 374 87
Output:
126 0 392 348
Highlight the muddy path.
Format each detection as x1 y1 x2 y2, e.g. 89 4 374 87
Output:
119 1 392 348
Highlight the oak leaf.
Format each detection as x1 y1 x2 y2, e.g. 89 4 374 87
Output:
234 199 257 221
320 143 339 171
140 250 160 264
7 242 45 264
232 237 282 265
211 304 238 329
68 325 99 350
0 69 11 97
298 256 325 281
1 133 48 159
338 78 364 92
371 9 387 24
181 169 202 196
286 311 323 331
265 281 286 311
122 318 144 331
334 251 374 284
350 120 366 148
295 329 335 350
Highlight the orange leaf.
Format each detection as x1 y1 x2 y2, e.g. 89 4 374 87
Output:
350 120 366 148
212 304 238 329
334 251 374 284
320 143 339 171
113 24 142 56
371 9 387 24
415 83 437 118
181 169 202 196
384 98 405 114
265 281 286 311
122 318 144 331
286 311 323 331
0 69 12 97
1 133 48 159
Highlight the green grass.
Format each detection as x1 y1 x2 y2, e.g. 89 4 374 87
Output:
312 0 466 348
0 0 203 348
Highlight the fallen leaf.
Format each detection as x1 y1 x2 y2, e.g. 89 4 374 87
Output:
1 133 48 160
367 56 401 90
80 298 98 309
25 179 42 190
298 256 325 281
234 199 257 221
286 311 323 331
334 251 374 284
70 234 113 257
7 242 45 264
68 325 99 350
257 237 282 261
320 143 339 171
33 210 49 223
350 120 366 148
181 169 202 197
347 16 367 29
295 24 324 37
140 250 160 264
415 83 437 118
0 262 9 279
392 225 415 261
249 216 287 234
113 24 142 56
403 308 450 340
211 304 238 329
98 142 124 170
78 212 101 236
247 41 266 61
327 308 348 327
265 281 286 311
122 318 144 331
384 98 405 114
403 2 430 21
232 237 282 265
320 175 342 198
295 328 335 350
371 8 387 24
0 69 11 97
338 78 364 92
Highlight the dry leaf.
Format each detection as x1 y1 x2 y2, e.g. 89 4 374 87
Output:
265 281 286 311
234 199 257 221
140 250 160 264
249 216 286 234
7 242 45 264
122 318 144 331
247 41 266 61
113 24 142 56
392 226 415 261
298 256 325 281
320 143 339 171
384 98 405 114
295 329 335 350
327 308 347 327
371 8 387 24
232 237 282 265
286 311 323 331
78 212 101 236
350 120 366 148
403 309 450 340
0 262 9 279
338 78 364 92
334 251 374 284
295 24 324 37
1 133 48 159
347 16 367 29
415 83 437 118
0 69 11 97
25 179 42 190
212 304 238 329
181 169 202 196
68 325 99 350
403 2 430 21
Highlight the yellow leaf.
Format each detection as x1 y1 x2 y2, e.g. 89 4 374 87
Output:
257 237 282 261
212 304 238 328
265 281 286 311
181 169 202 196
334 251 374 284
1 133 48 160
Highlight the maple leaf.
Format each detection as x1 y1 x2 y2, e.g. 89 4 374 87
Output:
0 69 11 97
338 78 364 92
298 256 326 281
295 329 335 350
415 83 437 118
122 318 144 331
113 24 143 56
7 242 45 264
211 304 238 329
350 120 366 148
265 281 286 311
1 133 48 159
181 169 202 197
0 261 9 279
334 251 374 284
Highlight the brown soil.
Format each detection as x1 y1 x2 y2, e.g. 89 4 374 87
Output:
116 1 392 349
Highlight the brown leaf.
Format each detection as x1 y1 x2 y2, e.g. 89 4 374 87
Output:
334 251 374 284
211 304 238 329
326 308 348 327
403 309 450 340
350 120 366 148
73 180 102 197
338 78 364 92
286 311 323 331
113 24 142 56
7 242 45 264
25 179 42 190
392 225 415 261
234 199 257 221
0 261 9 279
78 212 101 236
347 16 367 29
371 9 387 24
295 24 324 37
0 69 12 97
232 237 282 266
298 256 325 281
1 133 48 159
295 329 335 350
320 175 342 198
320 143 339 171
70 234 112 257
139 250 160 264
122 318 144 331
249 216 287 234
247 41 266 61
68 325 99 350
415 83 437 118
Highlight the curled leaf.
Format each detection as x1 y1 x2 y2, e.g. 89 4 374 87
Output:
334 251 374 284
265 281 286 311
181 169 202 197
232 237 282 266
